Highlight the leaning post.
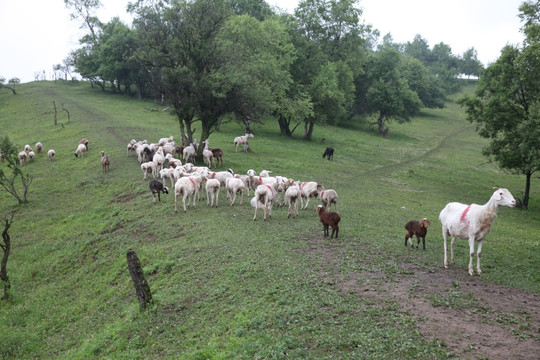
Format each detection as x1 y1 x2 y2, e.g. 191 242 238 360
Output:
126 249 153 310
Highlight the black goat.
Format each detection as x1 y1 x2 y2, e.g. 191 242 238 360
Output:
149 180 169 203
322 147 334 160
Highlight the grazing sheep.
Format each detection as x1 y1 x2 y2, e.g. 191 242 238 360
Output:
316 205 341 239
300 181 323 210
206 178 221 207
233 133 254 152
226 177 245 206
440 187 516 276
24 144 32 153
404 218 430 250
284 182 301 219
101 151 110 173
74 143 86 158
27 151 35 162
322 147 334 160
149 179 169 203
141 161 157 180
18 151 27 166
35 142 43 154
174 176 199 213
252 184 276 221
79 138 89 150
47 149 55 161
319 189 338 212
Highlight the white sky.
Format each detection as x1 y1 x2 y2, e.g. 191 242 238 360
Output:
0 0 525 83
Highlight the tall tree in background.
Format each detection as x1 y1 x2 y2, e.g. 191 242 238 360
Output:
459 47 484 79
458 2 540 209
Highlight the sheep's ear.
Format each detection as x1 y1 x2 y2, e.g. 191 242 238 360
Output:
493 186 500 190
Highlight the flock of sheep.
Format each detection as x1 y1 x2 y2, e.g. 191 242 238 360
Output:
3 133 517 277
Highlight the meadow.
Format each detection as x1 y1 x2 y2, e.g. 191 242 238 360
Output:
0 81 538 359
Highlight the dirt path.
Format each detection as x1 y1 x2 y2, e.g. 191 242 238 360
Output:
306 236 540 359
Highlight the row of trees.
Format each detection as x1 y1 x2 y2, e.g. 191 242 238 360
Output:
64 0 481 144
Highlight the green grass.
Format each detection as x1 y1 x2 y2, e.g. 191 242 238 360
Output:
0 80 538 359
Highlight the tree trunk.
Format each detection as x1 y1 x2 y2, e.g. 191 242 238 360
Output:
1 214 14 300
126 249 152 310
303 118 315 141
53 101 58 125
377 113 385 135
278 115 292 136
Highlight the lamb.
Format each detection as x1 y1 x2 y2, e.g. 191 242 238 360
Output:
159 168 176 188
27 151 35 162
79 138 89 150
158 136 174 146
284 182 301 219
252 184 277 221
149 180 169 203
300 181 323 210
153 148 165 174
35 142 43 154
440 187 516 276
319 188 338 212
141 161 157 180
316 205 341 239
233 133 254 152
322 147 334 160
74 143 86 158
225 177 245 206
24 144 32 153
206 169 235 186
234 174 251 196
174 176 199 213
205 179 221 207
18 151 27 166
210 148 223 167
404 218 430 250
47 149 55 161
101 151 110 173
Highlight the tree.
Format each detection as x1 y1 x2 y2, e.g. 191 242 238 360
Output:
459 47 484 79
1 213 14 300
458 45 539 209
0 136 33 205
356 46 421 135
0 77 17 95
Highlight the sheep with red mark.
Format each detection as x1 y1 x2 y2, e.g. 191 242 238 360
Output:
300 181 323 210
316 205 341 238
319 188 338 212
284 181 301 219
206 179 221 207
440 187 516 276
174 175 199 213
404 218 430 250
252 184 277 221
233 133 254 152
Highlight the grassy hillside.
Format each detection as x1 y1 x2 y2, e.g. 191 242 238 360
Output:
0 81 538 359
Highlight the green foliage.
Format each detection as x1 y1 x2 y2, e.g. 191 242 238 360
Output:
0 136 33 204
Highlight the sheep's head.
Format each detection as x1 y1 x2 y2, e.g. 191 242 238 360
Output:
491 187 516 208
420 218 430 228
316 205 326 214
163 186 169 194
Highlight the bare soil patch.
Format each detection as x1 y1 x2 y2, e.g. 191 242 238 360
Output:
305 236 540 360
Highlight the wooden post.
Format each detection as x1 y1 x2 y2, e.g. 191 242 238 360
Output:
126 249 152 310
1 214 14 300
53 101 58 125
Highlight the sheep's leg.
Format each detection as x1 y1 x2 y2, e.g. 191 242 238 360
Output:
450 237 455 265
239 190 243 205
215 189 219 207
476 240 483 275
416 235 421 249
253 203 258 221
468 236 475 276
303 197 310 210
157 192 161 202
174 192 178 213
422 236 426 251
183 195 188 213
443 229 448 268
153 192 157 204
206 190 210 206
230 190 236 205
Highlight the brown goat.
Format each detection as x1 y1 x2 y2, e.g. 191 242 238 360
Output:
404 218 430 250
210 147 224 167
101 151 110 173
316 205 341 238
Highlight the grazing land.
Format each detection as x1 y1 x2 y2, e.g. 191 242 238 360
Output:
0 81 538 359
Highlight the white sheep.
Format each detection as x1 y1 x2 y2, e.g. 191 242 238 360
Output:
24 144 32 153
234 174 251 196
202 139 214 168
233 133 254 152
158 136 174 146
174 176 199 213
74 143 86 158
284 182 301 219
440 187 516 276
159 168 176 188
27 151 35 162
225 177 245 206
18 151 27 166
252 184 277 221
299 181 323 210
183 143 197 164
47 149 55 161
319 188 338 212
206 169 234 186
206 178 221 207
35 142 43 154
153 148 165 175
141 161 157 180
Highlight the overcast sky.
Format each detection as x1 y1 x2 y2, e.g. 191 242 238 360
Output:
0 0 525 83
